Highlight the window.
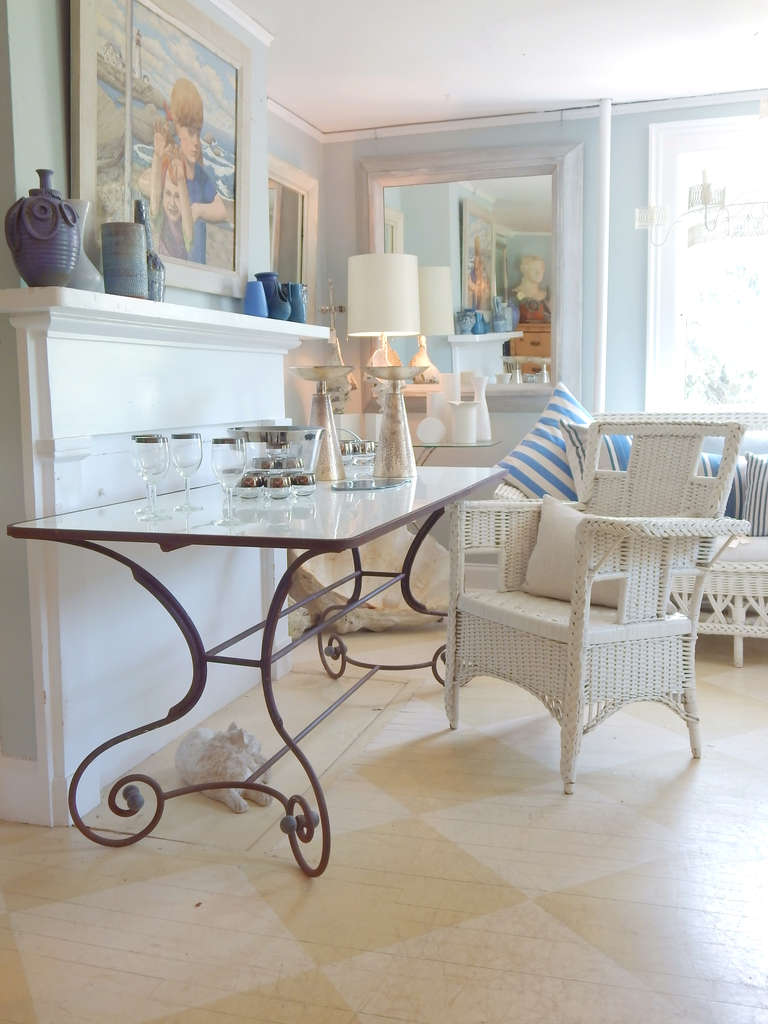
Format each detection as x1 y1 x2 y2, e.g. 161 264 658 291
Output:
645 116 768 411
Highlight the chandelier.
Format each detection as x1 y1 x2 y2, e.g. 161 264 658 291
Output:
636 170 768 247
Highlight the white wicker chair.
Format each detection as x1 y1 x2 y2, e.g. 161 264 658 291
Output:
445 418 748 794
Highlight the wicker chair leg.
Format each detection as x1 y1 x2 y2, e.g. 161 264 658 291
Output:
444 673 460 729
684 684 702 758
733 635 744 668
559 724 582 795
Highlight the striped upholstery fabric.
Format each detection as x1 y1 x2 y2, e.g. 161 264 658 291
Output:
497 382 591 500
560 421 632 500
698 453 745 519
744 453 768 535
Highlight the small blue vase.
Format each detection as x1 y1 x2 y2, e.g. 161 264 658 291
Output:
471 311 488 335
255 270 291 320
509 302 520 330
286 282 306 323
243 279 268 316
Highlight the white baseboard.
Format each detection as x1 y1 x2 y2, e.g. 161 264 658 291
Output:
0 755 56 826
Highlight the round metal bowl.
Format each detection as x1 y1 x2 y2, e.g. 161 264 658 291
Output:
229 425 324 473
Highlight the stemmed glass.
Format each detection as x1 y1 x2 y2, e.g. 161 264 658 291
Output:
170 432 203 512
211 437 245 527
131 434 171 521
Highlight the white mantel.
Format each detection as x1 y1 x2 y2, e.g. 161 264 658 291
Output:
0 288 328 827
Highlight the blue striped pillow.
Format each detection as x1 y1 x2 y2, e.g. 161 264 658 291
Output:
497 382 591 500
744 453 768 535
560 421 632 499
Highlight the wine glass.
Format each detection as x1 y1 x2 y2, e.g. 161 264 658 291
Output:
170 432 203 512
211 437 245 527
131 434 170 521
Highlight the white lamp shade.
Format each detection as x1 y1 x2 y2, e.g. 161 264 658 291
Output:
347 253 420 336
418 266 454 336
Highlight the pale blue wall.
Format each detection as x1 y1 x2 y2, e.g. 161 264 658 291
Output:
0 0 270 760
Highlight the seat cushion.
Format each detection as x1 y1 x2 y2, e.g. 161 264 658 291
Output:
712 535 768 562
458 589 691 644
497 382 591 500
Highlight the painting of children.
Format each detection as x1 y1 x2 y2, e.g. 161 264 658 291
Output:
93 0 240 276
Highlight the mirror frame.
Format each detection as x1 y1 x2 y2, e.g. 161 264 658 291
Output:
268 155 319 321
361 144 583 397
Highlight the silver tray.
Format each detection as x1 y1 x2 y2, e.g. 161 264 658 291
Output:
331 478 410 491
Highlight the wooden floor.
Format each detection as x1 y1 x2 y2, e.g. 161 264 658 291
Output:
2 628 768 1023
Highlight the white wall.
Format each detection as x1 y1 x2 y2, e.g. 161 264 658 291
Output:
0 0 279 823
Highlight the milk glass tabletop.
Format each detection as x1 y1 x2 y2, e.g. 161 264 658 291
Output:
8 466 504 553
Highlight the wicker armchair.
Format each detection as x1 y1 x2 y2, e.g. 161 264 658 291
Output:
445 419 748 794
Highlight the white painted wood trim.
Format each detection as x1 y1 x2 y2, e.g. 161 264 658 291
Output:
0 288 329 352
207 0 273 46
593 99 612 413
267 156 320 321
267 89 764 144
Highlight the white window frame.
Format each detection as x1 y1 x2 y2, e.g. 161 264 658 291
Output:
644 115 760 411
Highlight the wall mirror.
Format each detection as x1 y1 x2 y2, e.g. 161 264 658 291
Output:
267 155 319 320
362 144 583 395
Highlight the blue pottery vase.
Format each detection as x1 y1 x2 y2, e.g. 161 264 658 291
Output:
287 282 306 323
4 169 80 287
101 223 149 299
471 311 488 335
509 301 520 330
243 279 268 316
255 271 291 320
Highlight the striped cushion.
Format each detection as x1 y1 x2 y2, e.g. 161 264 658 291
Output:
497 382 591 500
744 453 768 536
560 421 632 500
698 453 745 519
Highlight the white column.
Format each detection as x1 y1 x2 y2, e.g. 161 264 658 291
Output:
593 98 612 413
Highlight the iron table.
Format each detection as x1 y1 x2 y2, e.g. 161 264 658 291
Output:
8 466 502 876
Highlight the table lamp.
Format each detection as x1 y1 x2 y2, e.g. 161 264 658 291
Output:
410 266 453 383
347 253 421 367
347 253 421 478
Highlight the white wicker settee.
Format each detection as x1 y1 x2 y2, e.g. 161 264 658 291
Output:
498 412 768 667
672 413 768 666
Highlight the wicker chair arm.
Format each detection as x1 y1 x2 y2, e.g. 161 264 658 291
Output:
452 499 543 593
578 515 750 541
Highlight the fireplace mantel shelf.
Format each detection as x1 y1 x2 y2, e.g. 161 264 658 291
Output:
0 287 329 352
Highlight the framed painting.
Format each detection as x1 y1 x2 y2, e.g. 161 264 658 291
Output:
493 224 517 302
461 200 494 312
71 0 250 297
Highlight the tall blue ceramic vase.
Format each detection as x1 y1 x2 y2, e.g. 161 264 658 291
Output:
287 282 306 323
255 271 291 319
471 311 488 335
4 169 80 287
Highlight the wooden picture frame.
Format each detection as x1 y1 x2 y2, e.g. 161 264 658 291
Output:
461 199 494 312
71 0 250 297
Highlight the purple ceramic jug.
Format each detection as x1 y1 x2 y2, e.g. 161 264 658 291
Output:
4 169 80 287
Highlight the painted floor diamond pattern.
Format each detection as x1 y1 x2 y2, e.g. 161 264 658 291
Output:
1 631 767 1021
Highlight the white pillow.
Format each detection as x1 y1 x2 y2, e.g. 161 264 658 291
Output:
522 495 620 606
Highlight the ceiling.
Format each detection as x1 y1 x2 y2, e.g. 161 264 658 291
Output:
239 0 767 134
